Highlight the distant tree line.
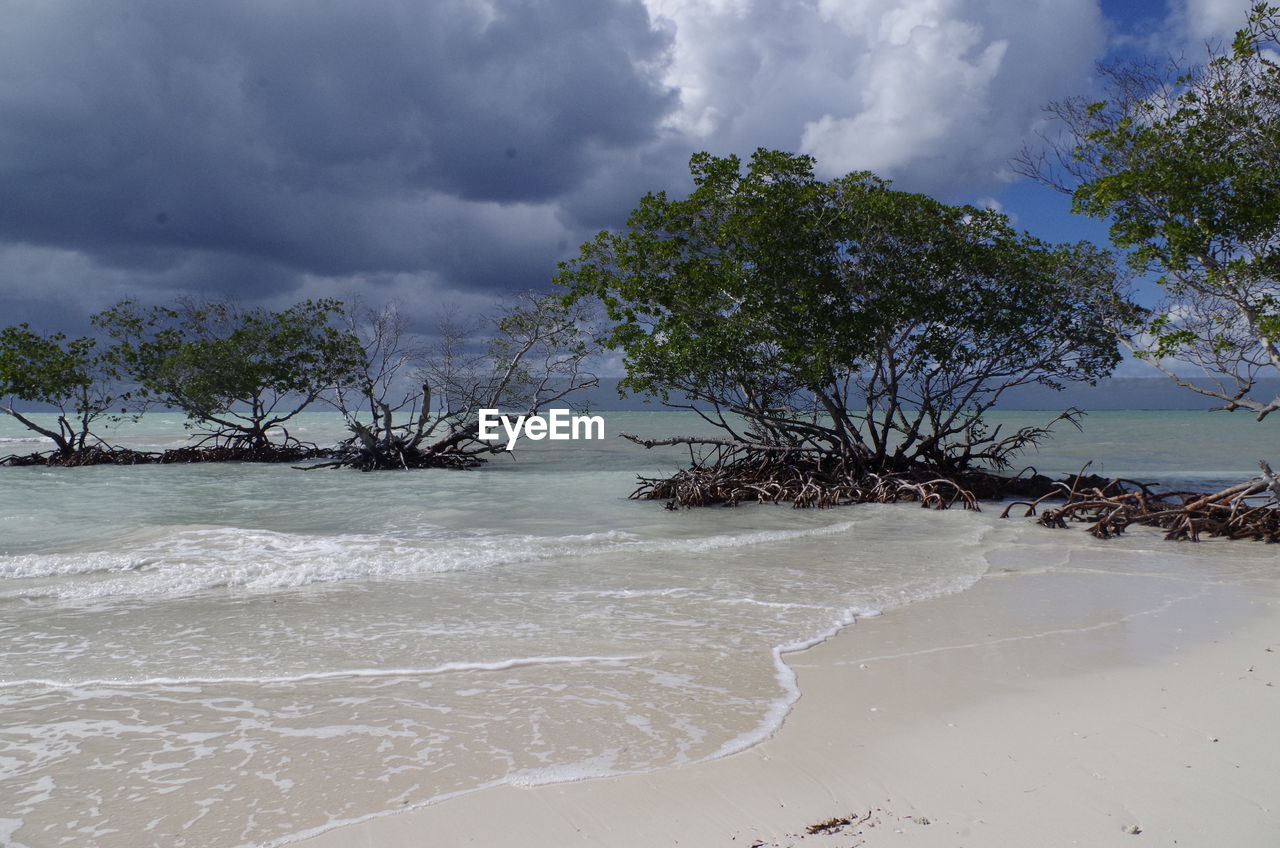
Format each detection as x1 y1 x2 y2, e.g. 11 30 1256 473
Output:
0 293 597 469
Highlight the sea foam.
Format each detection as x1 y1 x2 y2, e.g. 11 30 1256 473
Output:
0 520 865 601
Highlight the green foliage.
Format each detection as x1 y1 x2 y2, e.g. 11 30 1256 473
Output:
1025 2 1280 417
0 325 90 404
95 299 365 448
558 149 1133 471
0 324 120 454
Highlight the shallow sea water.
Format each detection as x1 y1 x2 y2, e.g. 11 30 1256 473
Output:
0 409 1275 847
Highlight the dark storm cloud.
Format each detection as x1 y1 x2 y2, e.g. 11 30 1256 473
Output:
0 0 673 306
2 0 1216 336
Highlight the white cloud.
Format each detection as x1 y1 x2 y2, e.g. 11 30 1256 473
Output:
642 0 1105 196
1174 0 1256 44
802 5 1008 179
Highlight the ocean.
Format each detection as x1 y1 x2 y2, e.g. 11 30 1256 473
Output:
0 409 1276 847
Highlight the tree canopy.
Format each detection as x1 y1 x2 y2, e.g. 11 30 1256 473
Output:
3 294 598 468
94 298 366 452
558 149 1135 473
1016 2 1280 418
0 324 124 456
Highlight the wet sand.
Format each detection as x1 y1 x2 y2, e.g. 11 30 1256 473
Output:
295 541 1280 847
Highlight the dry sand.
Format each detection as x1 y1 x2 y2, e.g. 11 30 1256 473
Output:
296 540 1280 847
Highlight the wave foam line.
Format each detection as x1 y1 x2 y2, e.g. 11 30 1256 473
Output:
0 654 645 691
0 519 867 600
268 564 994 848
705 555 994 763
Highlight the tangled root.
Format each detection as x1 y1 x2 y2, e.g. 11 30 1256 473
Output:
2 445 155 467
632 451 981 511
158 444 324 464
1001 470 1280 542
3 442 331 466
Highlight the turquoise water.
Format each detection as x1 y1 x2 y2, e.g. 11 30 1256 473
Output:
0 409 1275 847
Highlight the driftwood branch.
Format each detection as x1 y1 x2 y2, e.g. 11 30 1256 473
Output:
1259 460 1280 501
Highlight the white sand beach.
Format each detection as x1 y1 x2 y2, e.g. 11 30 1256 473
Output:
298 538 1280 847
8 413 1280 847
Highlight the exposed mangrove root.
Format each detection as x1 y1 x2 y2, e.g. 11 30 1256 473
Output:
1001 460 1280 542
620 433 1119 509
1 445 156 467
627 442 1280 544
2 442 331 466
629 448 986 511
1 438 482 469
300 447 484 472
157 444 326 464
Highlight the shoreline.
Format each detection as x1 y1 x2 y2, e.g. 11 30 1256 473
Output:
294 535 1280 847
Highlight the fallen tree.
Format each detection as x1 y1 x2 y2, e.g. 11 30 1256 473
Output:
1 442 329 467
1 445 155 467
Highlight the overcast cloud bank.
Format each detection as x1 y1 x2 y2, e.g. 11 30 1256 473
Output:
0 0 1254 333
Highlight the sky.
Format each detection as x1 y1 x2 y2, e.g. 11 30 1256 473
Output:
0 0 1260 352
